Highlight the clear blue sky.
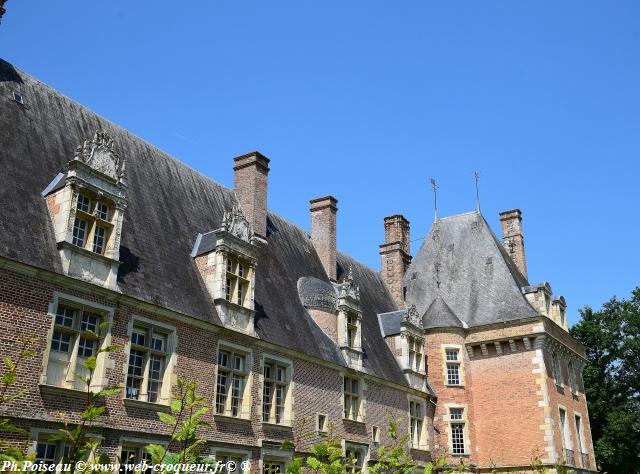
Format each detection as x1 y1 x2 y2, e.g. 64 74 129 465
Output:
2 1 639 325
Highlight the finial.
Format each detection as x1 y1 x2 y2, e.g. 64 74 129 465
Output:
430 177 438 222
474 171 481 213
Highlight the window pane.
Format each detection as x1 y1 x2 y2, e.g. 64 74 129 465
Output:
77 194 91 213
126 350 145 399
72 218 87 247
451 424 465 454
231 375 243 416
78 337 96 358
447 364 460 385
80 312 100 332
151 333 167 352
148 354 165 402
55 305 75 327
132 328 147 347
216 372 228 413
93 226 107 254
218 350 229 368
51 331 71 353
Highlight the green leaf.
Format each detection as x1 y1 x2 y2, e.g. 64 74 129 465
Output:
3 356 16 372
99 344 121 354
95 387 122 398
1 372 16 387
81 405 106 420
158 412 177 426
83 356 97 371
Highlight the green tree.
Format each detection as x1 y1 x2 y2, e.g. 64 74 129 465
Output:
570 287 640 474
145 379 213 473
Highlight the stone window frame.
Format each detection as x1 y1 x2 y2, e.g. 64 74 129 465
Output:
441 344 465 387
567 360 579 394
210 446 250 471
261 443 292 474
316 413 328 433
343 441 369 473
27 427 101 464
372 425 380 445
573 411 587 457
122 315 178 407
214 340 253 420
558 405 573 451
444 403 470 456
342 374 365 422
40 292 115 393
407 395 428 451
260 353 294 427
117 436 168 468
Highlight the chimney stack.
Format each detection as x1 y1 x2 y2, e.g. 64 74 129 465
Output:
379 215 412 307
499 209 528 279
234 151 270 240
310 196 338 281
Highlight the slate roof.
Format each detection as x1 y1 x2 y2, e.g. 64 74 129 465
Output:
377 310 406 338
0 59 406 386
422 297 463 329
405 212 538 328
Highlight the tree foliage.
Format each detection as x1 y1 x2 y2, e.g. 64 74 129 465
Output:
145 379 214 473
570 287 640 474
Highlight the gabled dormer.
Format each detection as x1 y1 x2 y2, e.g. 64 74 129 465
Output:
336 268 363 370
42 132 127 290
192 206 258 336
378 304 428 392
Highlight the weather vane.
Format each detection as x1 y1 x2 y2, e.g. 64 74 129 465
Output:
474 171 481 212
430 177 438 222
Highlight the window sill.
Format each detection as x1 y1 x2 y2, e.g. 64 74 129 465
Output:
444 383 465 388
410 446 430 453
449 452 470 457
214 413 251 423
262 421 293 429
342 417 366 426
39 383 89 398
123 397 171 412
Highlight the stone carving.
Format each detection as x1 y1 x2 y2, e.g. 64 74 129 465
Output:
404 304 422 328
221 206 253 242
74 132 125 181
338 267 360 301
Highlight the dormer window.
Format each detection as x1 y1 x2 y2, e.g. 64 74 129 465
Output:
70 191 115 256
42 132 126 290
224 253 251 309
192 206 258 335
407 336 423 372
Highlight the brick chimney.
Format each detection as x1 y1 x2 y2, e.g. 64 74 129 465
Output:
499 209 528 279
233 151 270 240
379 215 412 307
310 196 338 281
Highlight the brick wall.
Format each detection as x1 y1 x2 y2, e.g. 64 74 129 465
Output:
0 266 427 470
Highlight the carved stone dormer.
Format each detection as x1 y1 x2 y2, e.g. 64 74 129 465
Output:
399 304 427 391
193 206 259 336
336 267 363 370
42 132 127 290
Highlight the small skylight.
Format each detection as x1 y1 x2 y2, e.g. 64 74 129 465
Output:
12 91 24 105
